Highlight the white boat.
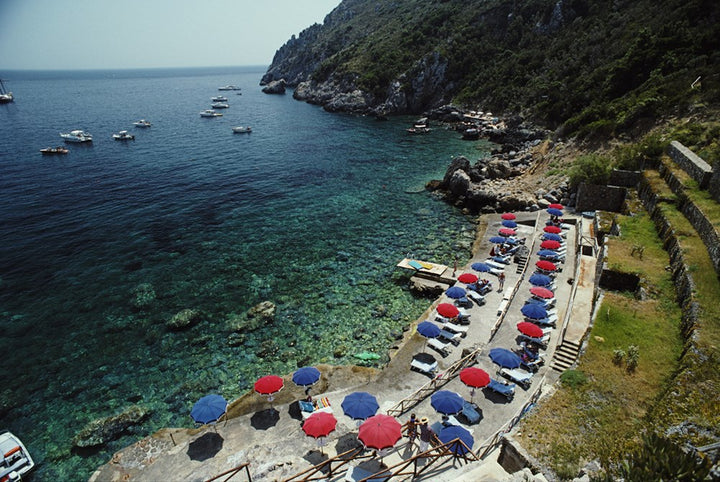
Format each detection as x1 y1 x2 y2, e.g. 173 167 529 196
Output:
200 110 222 118
40 146 69 155
0 79 13 103
211 96 228 102
113 130 135 140
218 85 241 91
133 119 151 128
0 431 35 481
232 126 252 133
211 102 229 109
60 130 93 143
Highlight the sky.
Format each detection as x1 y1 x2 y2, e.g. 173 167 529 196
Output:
0 0 341 70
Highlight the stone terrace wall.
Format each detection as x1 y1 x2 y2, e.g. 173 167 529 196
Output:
575 183 626 212
659 160 720 276
666 141 712 189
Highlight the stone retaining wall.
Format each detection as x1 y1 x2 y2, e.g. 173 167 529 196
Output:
666 141 712 189
608 169 643 187
575 183 626 212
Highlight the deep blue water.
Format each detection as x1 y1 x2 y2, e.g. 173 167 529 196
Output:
0 66 489 480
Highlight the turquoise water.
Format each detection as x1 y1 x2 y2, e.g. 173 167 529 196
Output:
0 67 490 479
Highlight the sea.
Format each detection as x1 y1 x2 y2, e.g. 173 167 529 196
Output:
0 66 490 480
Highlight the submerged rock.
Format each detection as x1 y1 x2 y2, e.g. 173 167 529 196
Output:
166 308 201 330
73 405 149 448
228 301 276 333
130 283 156 310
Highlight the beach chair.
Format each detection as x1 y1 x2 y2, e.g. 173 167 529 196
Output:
499 368 533 389
438 329 463 345
468 281 492 295
442 322 469 335
427 337 452 357
486 378 515 400
457 308 471 322
518 328 552 348
461 401 481 424
490 255 511 265
454 296 472 309
526 297 556 309
484 259 506 270
344 466 391 482
466 290 485 305
410 357 438 376
526 314 558 328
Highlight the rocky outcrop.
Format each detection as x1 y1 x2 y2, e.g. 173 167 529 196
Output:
261 79 286 95
166 309 201 330
227 301 276 333
74 405 149 448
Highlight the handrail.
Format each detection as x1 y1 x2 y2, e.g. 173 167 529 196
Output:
204 462 253 482
281 447 370 481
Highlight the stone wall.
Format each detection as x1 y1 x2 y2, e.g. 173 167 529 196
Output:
709 167 720 202
608 169 643 187
599 269 640 292
666 141 712 189
575 183 626 212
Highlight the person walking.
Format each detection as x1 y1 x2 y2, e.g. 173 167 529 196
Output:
498 272 505 291
418 417 435 453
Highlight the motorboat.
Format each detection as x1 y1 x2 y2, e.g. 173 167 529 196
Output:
232 126 252 133
200 110 222 117
211 102 229 109
218 85 241 91
40 146 69 155
0 79 13 103
211 95 228 102
133 119 151 128
60 130 92 143
462 128 480 140
113 130 135 140
0 431 35 480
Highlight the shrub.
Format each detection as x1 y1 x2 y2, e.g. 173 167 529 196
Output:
626 345 640 373
619 433 712 481
559 369 587 389
568 154 613 188
612 349 626 366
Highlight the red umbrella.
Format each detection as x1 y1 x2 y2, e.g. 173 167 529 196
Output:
254 375 284 395
457 273 478 284
540 240 561 250
498 228 516 236
536 260 557 272
548 203 564 210
501 213 516 220
437 303 459 318
530 286 554 299
517 321 544 338
358 414 402 450
459 367 490 388
544 225 562 234
302 411 337 439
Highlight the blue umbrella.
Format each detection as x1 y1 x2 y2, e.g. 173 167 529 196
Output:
543 233 563 242
341 392 379 421
489 348 522 369
417 321 441 339
501 220 517 228
191 394 228 425
521 303 548 320
471 262 492 273
489 236 507 244
439 425 474 455
445 286 466 299
547 208 563 217
537 249 560 258
529 273 552 287
292 366 321 387
430 390 464 415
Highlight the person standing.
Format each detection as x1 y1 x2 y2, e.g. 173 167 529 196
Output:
419 417 434 452
498 272 505 291
406 413 418 445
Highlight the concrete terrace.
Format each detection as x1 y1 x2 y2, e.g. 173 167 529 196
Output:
91 211 597 482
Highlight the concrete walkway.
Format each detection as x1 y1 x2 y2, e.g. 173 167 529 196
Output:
91 212 595 482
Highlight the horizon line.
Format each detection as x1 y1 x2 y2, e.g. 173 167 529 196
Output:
0 64 269 73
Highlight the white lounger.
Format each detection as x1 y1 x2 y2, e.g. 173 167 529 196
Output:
411 358 438 375
485 259 506 270
438 329 463 345
466 291 485 305
428 337 452 357
500 368 533 389
442 322 469 334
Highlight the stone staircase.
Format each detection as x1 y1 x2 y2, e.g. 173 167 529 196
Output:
550 339 581 372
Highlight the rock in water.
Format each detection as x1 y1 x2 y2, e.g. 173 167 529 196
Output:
73 405 149 448
262 79 286 94
228 301 276 332
167 308 201 330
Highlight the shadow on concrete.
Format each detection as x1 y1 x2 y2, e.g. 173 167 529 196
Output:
335 432 363 456
303 450 329 473
187 432 224 461
288 401 303 421
250 408 280 430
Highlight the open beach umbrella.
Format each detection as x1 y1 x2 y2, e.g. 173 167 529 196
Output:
540 240 561 250
417 321 441 352
544 225 562 234
302 411 337 454
437 303 459 318
530 286 554 299
457 273 478 284
191 394 228 425
517 321 544 338
358 414 402 450
341 391 379 421
547 207 563 217
460 367 490 402
529 273 552 287
501 219 517 228
501 213 516 220
489 347 522 369
543 233 563 242
439 425 474 456
471 262 492 273
489 236 507 244
537 249 561 259
254 375 284 407
548 203 564 210
430 390 464 415
498 228 516 237
535 260 557 272
445 286 467 299
521 304 548 320
292 367 321 388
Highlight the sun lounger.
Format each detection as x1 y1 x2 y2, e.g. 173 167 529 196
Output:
466 291 485 305
484 259 506 270
527 314 558 328
344 466 391 482
438 329 463 345
454 296 472 308
518 331 551 348
441 321 469 334
468 281 492 295
490 268 504 277
526 297 556 309
490 255 511 264
428 337 452 357
411 357 438 375
500 368 533 389
461 401 481 424
487 378 515 400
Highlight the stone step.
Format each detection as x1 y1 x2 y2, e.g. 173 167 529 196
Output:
555 345 579 357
